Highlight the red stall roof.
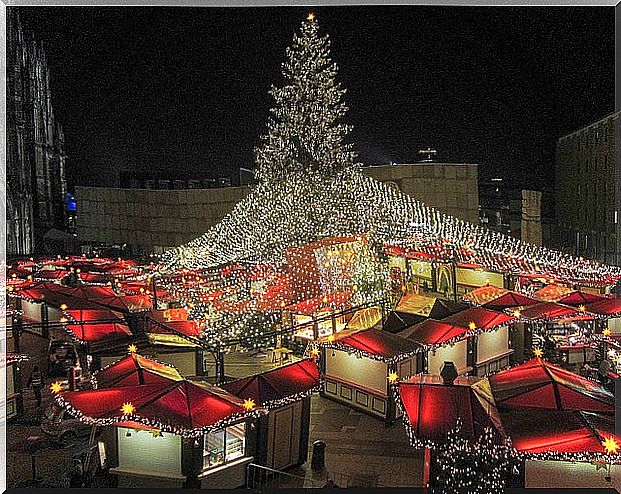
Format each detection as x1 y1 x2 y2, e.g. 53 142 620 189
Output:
441 306 515 330
463 285 508 306
397 375 503 444
400 319 470 346
56 378 257 437
532 284 574 302
556 291 606 307
93 353 183 388
64 308 132 343
587 297 621 318
502 409 620 457
222 359 320 408
482 292 539 311
319 327 423 361
518 302 584 321
486 358 614 414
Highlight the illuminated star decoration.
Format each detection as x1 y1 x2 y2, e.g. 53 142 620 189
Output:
128 344 138 354
602 436 620 455
387 372 399 384
512 309 521 318
243 399 256 411
121 402 135 416
578 305 587 312
310 346 320 358
468 321 477 331
603 328 612 337
50 381 63 393
307 12 315 22
149 429 163 438
533 347 544 358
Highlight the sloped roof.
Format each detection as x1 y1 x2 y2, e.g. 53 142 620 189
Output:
486 358 614 414
222 358 320 407
319 327 423 361
441 306 515 330
397 375 503 444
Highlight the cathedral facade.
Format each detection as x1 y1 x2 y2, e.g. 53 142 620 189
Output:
7 10 67 257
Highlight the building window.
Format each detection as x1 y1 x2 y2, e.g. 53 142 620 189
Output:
203 423 246 470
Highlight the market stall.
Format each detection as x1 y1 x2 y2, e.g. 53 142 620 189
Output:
317 327 422 422
54 353 263 488
222 358 320 471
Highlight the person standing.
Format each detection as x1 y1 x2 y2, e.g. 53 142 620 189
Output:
28 365 44 408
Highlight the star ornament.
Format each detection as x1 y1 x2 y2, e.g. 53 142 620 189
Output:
387 372 399 384
603 328 612 337
310 346 320 358
602 436 619 455
128 344 138 354
243 399 256 411
50 381 63 394
533 347 544 358
121 402 135 416
307 12 316 22
149 429 163 438
468 321 477 331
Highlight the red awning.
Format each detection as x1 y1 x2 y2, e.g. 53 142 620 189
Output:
222 359 320 407
322 327 423 361
502 409 619 456
486 358 614 414
397 375 503 444
532 284 574 302
556 291 606 307
93 353 184 388
441 307 515 331
518 302 585 321
400 319 470 346
56 379 255 436
55 353 259 436
587 297 621 318
64 308 132 343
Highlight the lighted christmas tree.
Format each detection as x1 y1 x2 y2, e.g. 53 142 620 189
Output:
432 420 512 494
162 15 621 288
255 12 358 183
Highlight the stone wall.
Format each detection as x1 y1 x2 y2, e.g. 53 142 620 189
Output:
76 186 251 253
76 163 479 253
363 163 479 223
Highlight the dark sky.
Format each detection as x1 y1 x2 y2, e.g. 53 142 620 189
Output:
15 6 615 190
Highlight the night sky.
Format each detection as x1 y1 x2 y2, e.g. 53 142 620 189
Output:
15 6 615 190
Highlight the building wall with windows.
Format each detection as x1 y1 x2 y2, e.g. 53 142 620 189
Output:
555 111 620 266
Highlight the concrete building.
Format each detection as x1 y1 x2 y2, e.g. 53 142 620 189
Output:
76 162 479 256
555 111 620 266
7 10 68 256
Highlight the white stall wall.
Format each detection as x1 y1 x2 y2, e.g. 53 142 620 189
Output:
608 318 621 333
117 427 182 476
325 350 388 395
476 327 509 364
427 340 468 376
525 460 621 489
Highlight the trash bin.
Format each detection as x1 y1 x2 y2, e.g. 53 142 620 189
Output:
311 440 326 470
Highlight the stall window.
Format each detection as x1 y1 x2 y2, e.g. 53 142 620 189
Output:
203 423 246 469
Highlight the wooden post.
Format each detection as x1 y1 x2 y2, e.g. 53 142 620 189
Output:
422 446 432 491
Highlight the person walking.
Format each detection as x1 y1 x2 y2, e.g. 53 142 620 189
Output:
28 366 45 408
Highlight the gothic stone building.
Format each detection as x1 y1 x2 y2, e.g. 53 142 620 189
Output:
7 10 67 257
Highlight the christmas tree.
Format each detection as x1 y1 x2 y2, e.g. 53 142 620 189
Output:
432 419 512 494
162 16 620 288
255 13 358 183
